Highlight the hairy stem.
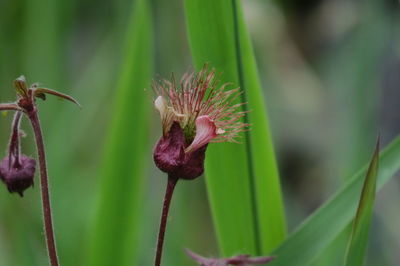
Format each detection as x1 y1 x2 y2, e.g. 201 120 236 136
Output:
0 103 23 112
154 176 178 266
28 109 59 266
8 112 22 168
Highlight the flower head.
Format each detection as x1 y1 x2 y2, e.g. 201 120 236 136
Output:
0 154 36 197
0 111 36 197
153 65 247 179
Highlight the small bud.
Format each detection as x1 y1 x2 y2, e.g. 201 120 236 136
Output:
13 75 28 97
0 155 36 197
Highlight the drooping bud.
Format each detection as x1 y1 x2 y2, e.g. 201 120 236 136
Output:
0 155 36 196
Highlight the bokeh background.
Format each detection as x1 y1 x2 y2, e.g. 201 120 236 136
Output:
0 0 399 265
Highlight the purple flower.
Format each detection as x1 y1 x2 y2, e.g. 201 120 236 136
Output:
153 66 248 179
0 155 36 197
186 249 275 266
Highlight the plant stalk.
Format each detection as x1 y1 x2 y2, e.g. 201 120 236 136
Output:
0 103 23 112
8 111 22 168
28 108 59 266
154 175 178 266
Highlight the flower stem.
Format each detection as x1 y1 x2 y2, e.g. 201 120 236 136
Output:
8 111 22 168
28 109 59 266
154 175 178 266
0 103 23 112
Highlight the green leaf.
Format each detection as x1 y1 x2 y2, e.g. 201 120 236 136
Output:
269 136 400 266
344 139 380 266
185 0 286 255
84 0 153 265
22 0 63 87
46 38 118 266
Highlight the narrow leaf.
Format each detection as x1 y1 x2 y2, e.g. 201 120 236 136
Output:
22 0 63 90
45 38 119 266
269 136 400 266
344 138 380 266
185 0 286 255
85 0 153 265
34 88 82 108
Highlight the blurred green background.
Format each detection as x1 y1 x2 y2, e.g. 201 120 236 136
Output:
0 0 399 265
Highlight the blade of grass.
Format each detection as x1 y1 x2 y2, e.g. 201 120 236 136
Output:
85 0 154 265
185 0 286 255
344 139 380 266
312 2 389 265
269 135 400 266
320 1 388 179
46 37 119 266
22 0 61 81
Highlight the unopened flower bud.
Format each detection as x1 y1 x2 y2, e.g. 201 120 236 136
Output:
0 155 36 196
153 122 207 179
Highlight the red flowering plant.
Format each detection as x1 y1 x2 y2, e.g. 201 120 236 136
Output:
152 65 249 266
0 76 79 266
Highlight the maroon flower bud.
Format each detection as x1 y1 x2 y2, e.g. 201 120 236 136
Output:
152 66 248 180
0 155 36 197
154 122 207 179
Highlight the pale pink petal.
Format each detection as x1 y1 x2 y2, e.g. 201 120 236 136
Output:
154 96 171 136
185 116 217 153
155 95 190 136
154 96 167 119
154 95 166 115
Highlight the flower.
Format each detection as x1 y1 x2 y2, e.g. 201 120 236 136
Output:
0 110 36 197
0 154 36 197
153 65 247 180
186 249 275 266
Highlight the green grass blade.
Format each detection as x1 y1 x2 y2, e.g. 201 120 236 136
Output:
22 0 62 86
270 136 400 266
311 3 388 265
85 0 153 265
45 38 119 266
185 0 286 255
344 139 380 266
